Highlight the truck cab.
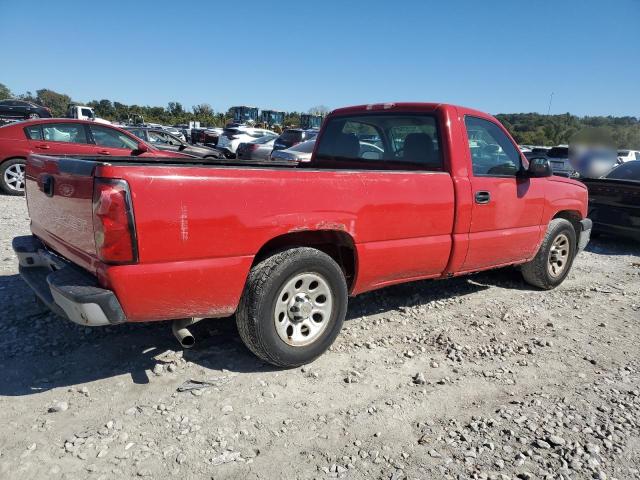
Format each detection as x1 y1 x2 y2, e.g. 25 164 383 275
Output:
66 105 111 124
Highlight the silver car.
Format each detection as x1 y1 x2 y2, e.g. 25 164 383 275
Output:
236 136 276 161
270 139 316 162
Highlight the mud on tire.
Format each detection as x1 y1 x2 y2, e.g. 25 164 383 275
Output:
521 218 577 290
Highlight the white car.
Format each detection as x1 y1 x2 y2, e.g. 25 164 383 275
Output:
617 150 640 163
217 126 277 156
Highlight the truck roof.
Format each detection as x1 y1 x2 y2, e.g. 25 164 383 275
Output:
329 102 499 124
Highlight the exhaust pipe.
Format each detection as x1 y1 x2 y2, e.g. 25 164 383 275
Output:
172 318 202 348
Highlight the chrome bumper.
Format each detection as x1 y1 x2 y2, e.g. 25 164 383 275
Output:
12 235 126 326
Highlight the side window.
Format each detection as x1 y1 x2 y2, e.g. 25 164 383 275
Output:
166 134 182 146
90 125 138 149
127 129 145 140
635 152 640 161
465 116 521 176
24 125 43 140
315 114 442 169
148 131 168 144
42 123 89 143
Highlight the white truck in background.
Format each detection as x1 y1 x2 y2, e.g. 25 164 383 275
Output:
66 105 111 124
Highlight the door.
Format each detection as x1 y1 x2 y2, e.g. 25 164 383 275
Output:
88 124 141 156
26 122 98 156
462 116 545 271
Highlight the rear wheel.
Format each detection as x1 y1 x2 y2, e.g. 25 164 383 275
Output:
0 158 26 195
236 248 348 367
521 218 577 289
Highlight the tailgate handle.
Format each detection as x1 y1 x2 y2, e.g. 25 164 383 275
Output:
41 174 54 197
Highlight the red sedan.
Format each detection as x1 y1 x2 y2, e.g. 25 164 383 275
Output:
0 119 192 195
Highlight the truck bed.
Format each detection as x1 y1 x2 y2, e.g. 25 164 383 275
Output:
26 154 456 321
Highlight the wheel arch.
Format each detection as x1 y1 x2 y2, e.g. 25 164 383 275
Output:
552 210 582 242
252 230 358 292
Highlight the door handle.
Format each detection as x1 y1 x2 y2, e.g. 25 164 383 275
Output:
35 144 50 150
97 150 111 155
41 174 54 197
475 191 491 204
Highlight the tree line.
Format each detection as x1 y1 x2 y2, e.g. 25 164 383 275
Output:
1 83 638 148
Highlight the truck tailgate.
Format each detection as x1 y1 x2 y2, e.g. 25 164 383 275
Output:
26 155 99 273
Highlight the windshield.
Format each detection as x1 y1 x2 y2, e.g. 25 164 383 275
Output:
280 130 303 142
606 161 640 181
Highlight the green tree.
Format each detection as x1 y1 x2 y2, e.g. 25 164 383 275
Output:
36 89 71 117
0 83 12 99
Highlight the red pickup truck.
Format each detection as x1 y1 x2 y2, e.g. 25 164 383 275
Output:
14 103 592 367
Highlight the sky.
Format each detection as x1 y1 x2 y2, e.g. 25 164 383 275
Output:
1 0 639 117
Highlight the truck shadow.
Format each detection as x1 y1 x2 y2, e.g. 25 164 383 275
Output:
585 235 640 257
0 252 617 397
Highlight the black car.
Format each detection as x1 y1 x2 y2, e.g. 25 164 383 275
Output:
272 128 318 152
581 161 640 241
0 99 52 120
125 127 224 158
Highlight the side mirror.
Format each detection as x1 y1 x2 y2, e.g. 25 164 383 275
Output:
136 142 149 153
526 157 553 178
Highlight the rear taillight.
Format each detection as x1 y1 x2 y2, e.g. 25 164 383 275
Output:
92 179 138 264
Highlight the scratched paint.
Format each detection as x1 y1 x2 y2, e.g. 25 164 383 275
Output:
180 204 189 241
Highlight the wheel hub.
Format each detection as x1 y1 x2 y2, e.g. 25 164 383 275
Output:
274 272 333 347
288 294 313 322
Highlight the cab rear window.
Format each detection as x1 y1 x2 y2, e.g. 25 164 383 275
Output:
314 113 442 170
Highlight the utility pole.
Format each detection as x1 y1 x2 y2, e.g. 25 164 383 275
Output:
547 92 554 115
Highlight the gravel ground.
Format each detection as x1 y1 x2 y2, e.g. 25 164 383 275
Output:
0 193 639 480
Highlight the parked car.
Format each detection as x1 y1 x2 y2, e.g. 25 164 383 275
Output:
545 146 574 176
125 127 223 158
270 139 317 162
617 150 640 163
272 128 318 152
270 139 382 163
13 102 591 367
0 99 52 120
216 126 277 157
236 136 277 161
160 126 186 142
0 118 191 195
581 161 640 241
191 127 222 146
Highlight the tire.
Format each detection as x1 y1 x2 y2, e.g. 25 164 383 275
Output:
521 218 577 289
0 158 26 196
236 247 348 368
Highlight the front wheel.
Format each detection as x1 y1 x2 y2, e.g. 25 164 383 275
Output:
521 218 577 289
236 248 348 367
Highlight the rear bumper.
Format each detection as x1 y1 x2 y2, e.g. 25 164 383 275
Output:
13 235 126 326
578 218 592 252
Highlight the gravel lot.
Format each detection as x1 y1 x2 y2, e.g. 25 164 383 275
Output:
0 193 639 480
